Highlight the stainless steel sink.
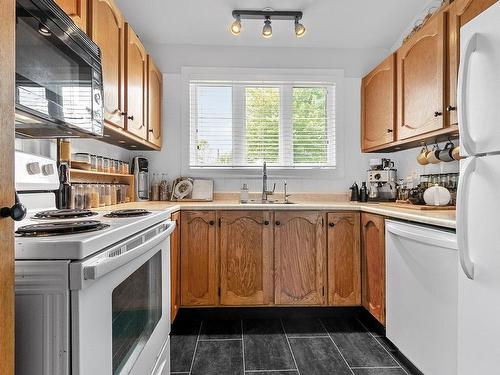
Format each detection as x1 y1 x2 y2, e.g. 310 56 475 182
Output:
241 199 296 205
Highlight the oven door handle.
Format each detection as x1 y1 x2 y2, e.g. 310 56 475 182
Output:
82 220 175 282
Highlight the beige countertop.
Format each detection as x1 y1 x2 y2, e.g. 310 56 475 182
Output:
105 193 456 229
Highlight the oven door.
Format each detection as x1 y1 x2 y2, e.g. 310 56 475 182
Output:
15 0 104 138
70 221 174 375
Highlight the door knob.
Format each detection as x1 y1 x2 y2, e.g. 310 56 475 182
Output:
1 192 27 222
446 105 457 112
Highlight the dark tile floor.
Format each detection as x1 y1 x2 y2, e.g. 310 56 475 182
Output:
170 309 418 375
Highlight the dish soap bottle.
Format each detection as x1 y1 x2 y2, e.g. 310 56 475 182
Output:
240 183 249 203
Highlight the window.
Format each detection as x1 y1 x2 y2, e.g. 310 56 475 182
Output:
189 80 336 169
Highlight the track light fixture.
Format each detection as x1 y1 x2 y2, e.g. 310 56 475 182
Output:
262 16 272 38
230 10 305 39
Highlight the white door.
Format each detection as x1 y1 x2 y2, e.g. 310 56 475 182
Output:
458 1 500 156
457 154 500 374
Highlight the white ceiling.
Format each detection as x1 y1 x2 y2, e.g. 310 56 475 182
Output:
115 0 430 49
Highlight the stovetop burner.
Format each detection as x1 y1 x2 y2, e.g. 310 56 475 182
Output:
103 209 152 218
32 209 98 220
16 220 109 237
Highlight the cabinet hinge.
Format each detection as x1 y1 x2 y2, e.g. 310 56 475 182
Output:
321 217 324 227
218 218 221 227
218 287 221 297
322 286 325 296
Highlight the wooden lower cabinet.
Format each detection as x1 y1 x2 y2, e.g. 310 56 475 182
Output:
218 211 273 305
361 213 386 325
170 211 180 322
274 211 326 305
327 212 361 306
180 211 218 306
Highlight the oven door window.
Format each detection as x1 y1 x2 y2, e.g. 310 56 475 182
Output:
15 6 93 132
112 251 162 374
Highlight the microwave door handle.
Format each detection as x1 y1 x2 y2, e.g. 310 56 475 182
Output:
457 33 478 156
83 221 175 281
457 157 476 280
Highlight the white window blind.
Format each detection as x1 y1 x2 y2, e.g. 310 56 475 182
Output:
189 80 336 169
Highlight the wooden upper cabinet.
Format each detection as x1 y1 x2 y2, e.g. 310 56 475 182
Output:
361 54 396 151
447 0 498 126
361 213 386 325
219 211 273 306
327 212 361 306
180 211 217 306
89 0 125 129
147 56 162 148
274 211 326 305
170 211 180 322
397 10 446 140
54 0 87 32
125 24 147 140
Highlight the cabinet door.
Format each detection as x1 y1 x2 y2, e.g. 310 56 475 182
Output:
447 0 498 126
125 24 147 139
274 211 326 305
180 211 217 306
219 211 273 306
147 56 162 148
89 0 125 128
361 54 396 151
327 212 361 306
397 11 446 140
170 211 180 322
54 0 87 33
361 213 385 325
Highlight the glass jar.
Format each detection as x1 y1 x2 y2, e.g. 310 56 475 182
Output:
90 154 97 172
90 184 100 208
96 156 104 172
69 185 76 209
123 162 130 175
118 161 124 175
121 184 129 203
113 160 120 174
110 184 117 205
83 184 92 209
114 184 122 204
420 174 430 189
99 184 106 207
104 184 112 206
159 174 170 201
73 183 85 209
103 158 110 173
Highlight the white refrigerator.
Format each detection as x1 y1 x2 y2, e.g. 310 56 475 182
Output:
457 2 500 374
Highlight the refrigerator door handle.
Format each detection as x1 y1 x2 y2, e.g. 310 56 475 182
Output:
457 33 478 156
457 157 477 280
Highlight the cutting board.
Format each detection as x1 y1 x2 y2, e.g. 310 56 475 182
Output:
380 202 456 211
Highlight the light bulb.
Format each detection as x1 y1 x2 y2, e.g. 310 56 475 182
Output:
230 15 241 36
262 17 272 38
295 19 306 37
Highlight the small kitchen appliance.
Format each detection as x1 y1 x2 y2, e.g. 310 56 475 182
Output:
367 158 397 202
132 156 150 201
14 151 174 375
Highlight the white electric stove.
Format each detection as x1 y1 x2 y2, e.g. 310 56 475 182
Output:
14 151 172 375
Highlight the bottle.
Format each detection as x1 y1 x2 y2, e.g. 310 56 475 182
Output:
56 163 72 209
349 182 359 201
360 182 368 202
159 174 169 201
150 173 160 201
240 183 249 203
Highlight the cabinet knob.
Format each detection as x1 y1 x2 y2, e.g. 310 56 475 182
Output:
127 115 134 121
263 220 270 225
446 105 457 112
434 111 443 117
209 220 215 226
387 129 393 133
120 112 127 116
275 221 281 226
329 222 335 227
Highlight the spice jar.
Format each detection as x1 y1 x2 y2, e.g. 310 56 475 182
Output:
103 158 110 173
123 162 130 175
98 184 106 207
97 156 104 172
73 183 85 209
104 184 112 206
90 154 97 172
89 184 99 208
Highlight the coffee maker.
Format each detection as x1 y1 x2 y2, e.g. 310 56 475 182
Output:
132 157 150 201
367 158 397 202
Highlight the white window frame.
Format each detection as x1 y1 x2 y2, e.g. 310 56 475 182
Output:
181 67 346 180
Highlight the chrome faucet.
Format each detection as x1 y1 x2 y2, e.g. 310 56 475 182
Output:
261 161 275 202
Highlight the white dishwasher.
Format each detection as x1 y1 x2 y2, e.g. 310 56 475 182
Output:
385 220 458 375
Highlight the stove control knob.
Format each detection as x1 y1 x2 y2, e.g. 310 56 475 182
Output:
42 164 55 176
26 162 41 175
374 173 381 180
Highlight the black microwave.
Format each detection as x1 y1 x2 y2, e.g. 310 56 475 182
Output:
15 0 104 138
